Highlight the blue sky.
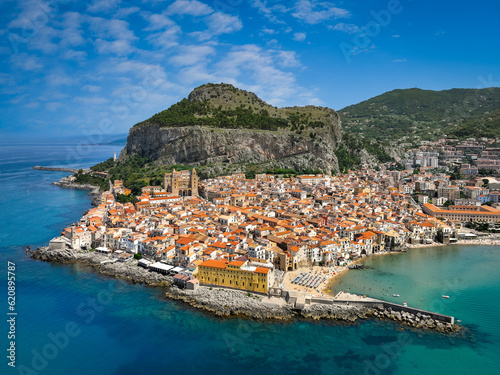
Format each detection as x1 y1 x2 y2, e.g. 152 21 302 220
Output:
1 0 499 140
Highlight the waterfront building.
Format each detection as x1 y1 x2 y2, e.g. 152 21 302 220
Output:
423 203 500 223
197 259 274 293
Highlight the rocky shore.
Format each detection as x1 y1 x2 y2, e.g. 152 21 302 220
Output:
30 247 172 286
29 247 460 333
165 287 294 320
53 175 102 206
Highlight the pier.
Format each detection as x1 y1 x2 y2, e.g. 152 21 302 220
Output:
282 290 455 325
33 166 79 173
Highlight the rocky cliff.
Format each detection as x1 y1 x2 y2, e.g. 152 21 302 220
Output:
120 83 344 174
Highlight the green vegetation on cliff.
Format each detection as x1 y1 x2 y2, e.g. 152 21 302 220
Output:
74 170 108 190
146 99 292 130
135 83 329 132
339 87 500 142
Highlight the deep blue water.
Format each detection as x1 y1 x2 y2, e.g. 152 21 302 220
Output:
1 143 500 375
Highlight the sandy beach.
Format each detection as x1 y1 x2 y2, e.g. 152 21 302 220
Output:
321 239 500 297
282 265 349 297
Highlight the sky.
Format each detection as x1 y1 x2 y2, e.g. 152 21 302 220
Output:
1 0 499 141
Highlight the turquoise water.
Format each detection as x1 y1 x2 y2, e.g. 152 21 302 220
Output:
1 143 500 374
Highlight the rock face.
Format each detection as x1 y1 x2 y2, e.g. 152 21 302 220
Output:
120 83 343 174
122 124 341 173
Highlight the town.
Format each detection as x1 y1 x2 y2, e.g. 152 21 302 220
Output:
47 151 500 296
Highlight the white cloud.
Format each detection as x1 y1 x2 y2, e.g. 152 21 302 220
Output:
143 14 181 48
74 97 110 105
177 64 215 85
292 0 349 24
261 28 276 35
60 12 86 48
88 17 136 41
169 45 216 66
114 7 140 18
212 45 319 106
9 94 28 105
392 34 401 38
192 12 243 41
45 102 62 111
250 0 289 24
88 0 122 13
62 50 87 61
24 101 40 109
166 0 213 16
293 32 306 42
82 85 102 93
329 23 360 34
207 12 242 35
275 50 301 68
144 13 178 31
95 38 133 55
46 73 79 86
105 60 168 85
11 53 44 71
392 58 407 63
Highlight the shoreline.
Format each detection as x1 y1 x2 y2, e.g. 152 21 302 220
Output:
325 240 500 295
29 246 460 333
53 176 102 206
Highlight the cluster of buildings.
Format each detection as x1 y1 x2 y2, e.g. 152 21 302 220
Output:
399 137 500 176
48 165 497 294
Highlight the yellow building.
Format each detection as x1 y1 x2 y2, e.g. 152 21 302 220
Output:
197 259 274 293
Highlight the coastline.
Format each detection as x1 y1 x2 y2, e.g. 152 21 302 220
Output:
33 166 103 206
324 240 500 297
53 175 102 206
29 246 460 333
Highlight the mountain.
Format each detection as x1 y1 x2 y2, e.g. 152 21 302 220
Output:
119 83 390 177
338 87 500 143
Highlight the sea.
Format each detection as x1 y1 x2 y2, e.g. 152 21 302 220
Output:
1 142 500 375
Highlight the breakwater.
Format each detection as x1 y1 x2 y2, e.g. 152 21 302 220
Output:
29 247 459 332
33 165 79 173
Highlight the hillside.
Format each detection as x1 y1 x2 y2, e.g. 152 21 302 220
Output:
135 83 335 132
119 83 391 179
339 87 500 142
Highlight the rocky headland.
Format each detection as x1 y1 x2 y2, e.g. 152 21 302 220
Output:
53 175 102 205
117 83 388 175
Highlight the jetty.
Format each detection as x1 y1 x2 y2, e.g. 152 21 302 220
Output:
33 166 79 173
278 290 455 330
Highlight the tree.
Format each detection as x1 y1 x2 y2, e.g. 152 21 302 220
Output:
134 253 142 260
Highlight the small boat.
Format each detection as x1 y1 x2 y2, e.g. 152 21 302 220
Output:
442 295 450 299
403 302 407 307
393 294 400 297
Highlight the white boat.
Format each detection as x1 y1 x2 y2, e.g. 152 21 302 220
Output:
393 294 400 297
442 295 450 299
